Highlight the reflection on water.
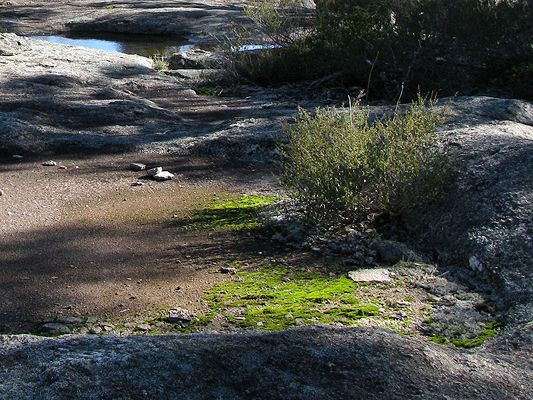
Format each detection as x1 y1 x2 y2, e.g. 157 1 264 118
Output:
30 33 207 57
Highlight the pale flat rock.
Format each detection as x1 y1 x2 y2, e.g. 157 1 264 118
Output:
348 268 391 283
153 171 174 181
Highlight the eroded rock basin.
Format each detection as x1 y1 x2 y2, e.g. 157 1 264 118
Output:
0 1 533 398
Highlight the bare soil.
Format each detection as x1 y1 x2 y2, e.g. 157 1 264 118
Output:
0 152 286 331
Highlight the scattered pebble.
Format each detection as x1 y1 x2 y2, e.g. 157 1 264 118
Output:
131 181 144 186
42 160 57 166
12 155 22 159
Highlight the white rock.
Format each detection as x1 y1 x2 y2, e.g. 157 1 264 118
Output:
348 268 392 283
42 160 57 166
146 167 163 176
153 171 174 181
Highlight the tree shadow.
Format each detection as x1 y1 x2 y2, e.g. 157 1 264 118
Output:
0 215 284 329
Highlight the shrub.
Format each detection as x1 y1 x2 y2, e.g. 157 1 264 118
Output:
278 95 452 222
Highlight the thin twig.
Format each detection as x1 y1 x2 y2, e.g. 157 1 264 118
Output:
366 52 379 101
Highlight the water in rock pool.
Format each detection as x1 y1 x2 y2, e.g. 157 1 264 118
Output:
30 33 210 57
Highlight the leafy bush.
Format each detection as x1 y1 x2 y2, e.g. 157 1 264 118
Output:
278 95 452 222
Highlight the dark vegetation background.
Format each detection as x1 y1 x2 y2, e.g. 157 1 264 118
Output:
232 0 533 102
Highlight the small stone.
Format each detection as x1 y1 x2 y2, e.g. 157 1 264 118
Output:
57 316 82 324
146 167 163 176
12 155 23 159
86 316 98 324
219 267 237 274
153 171 174 181
168 307 193 322
348 268 392 283
0 189 3 196
42 323 71 334
131 181 144 186
78 327 89 335
100 323 115 332
130 162 146 171
469 256 483 272
89 326 102 334
59 166 67 170
135 324 152 332
42 160 57 166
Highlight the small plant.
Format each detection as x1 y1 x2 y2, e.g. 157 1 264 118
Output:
150 55 169 72
278 95 452 223
194 87 215 96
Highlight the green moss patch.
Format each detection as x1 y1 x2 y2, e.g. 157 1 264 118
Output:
180 195 279 230
427 321 503 348
194 265 382 331
451 322 503 348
